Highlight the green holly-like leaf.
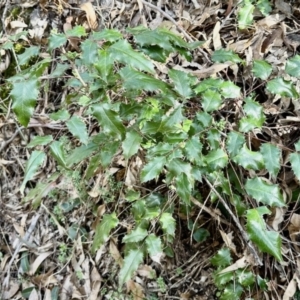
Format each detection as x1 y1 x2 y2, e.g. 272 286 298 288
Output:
212 49 242 63
257 0 272 15
159 212 176 238
94 49 114 82
260 143 281 177
211 248 232 267
91 29 123 42
246 207 283 261
176 173 192 205
92 213 119 254
245 177 285 207
109 39 154 73
119 249 144 287
290 153 300 181
122 130 142 160
120 66 169 92
168 69 193 99
66 116 89 144
194 78 224 94
11 78 40 126
20 151 45 194
220 282 244 300
91 103 125 139
50 109 70 121
48 32 67 51
220 81 240 98
81 39 99 65
285 55 300 78
233 144 264 170
239 97 265 132
267 77 299 98
17 46 40 65
141 156 166 182
185 136 203 163
130 27 174 52
167 158 191 177
201 89 222 112
123 226 148 243
226 131 245 157
252 60 272 80
50 141 68 168
145 234 163 264
27 135 53 148
294 140 300 151
238 0 255 29
205 149 228 169
236 269 255 287
65 25 86 37
66 142 98 167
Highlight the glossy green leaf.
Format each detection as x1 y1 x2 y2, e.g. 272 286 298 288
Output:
236 269 255 287
20 151 45 194
17 46 40 65
65 25 86 37
123 226 148 243
119 249 144 287
159 212 176 238
66 116 89 144
201 89 222 112
50 109 70 121
48 33 67 51
51 63 70 77
220 283 244 300
260 143 281 177
122 130 142 160
91 103 125 139
246 207 282 261
212 49 242 63
290 153 300 181
81 39 98 65
239 115 265 132
257 0 272 16
11 78 40 126
50 141 68 168
94 49 114 81
193 228 210 242
226 131 245 157
185 136 203 163
145 234 163 263
141 156 166 182
211 248 232 267
205 149 228 169
252 60 272 80
220 81 240 98
233 144 264 170
285 55 300 78
27 135 53 148
267 77 299 98
91 29 122 42
120 66 169 92
238 0 254 29
194 78 223 94
176 173 192 205
167 158 191 176
168 69 193 99
92 213 119 253
66 142 98 167
109 39 154 73
245 177 285 207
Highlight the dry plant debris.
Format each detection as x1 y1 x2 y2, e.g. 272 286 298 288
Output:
1 0 300 299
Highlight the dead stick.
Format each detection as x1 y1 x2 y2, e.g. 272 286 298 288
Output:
203 176 263 266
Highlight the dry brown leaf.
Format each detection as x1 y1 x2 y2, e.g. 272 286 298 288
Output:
220 230 237 255
29 251 53 275
90 267 102 300
80 2 98 30
110 238 123 266
213 21 222 50
126 280 145 300
218 256 248 274
1 280 19 300
283 272 298 300
28 288 39 300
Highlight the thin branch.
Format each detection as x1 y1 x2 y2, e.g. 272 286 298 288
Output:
203 176 263 266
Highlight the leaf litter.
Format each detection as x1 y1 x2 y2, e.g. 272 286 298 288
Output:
1 0 300 299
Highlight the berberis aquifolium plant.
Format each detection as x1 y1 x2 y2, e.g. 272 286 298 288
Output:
4 24 300 298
